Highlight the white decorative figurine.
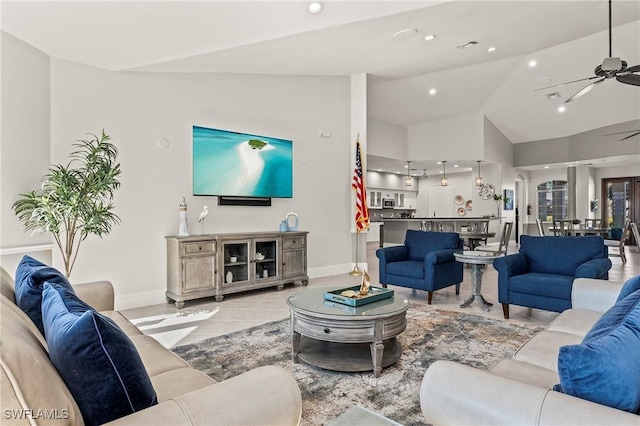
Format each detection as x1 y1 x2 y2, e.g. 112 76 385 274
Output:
198 205 208 235
178 197 190 236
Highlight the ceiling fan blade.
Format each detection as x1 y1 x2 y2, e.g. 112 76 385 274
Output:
602 130 640 136
565 78 605 103
533 76 600 92
619 131 640 141
626 64 640 73
616 74 640 86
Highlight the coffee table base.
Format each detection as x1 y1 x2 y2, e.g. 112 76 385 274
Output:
296 336 402 375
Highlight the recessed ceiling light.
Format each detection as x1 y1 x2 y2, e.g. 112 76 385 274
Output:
393 29 417 39
529 60 537 68
428 88 437 96
424 34 436 41
436 161 442 165
487 46 497 52
453 164 459 168
545 92 561 100
308 2 324 14
558 106 566 113
544 166 550 169
537 77 551 84
404 165 409 168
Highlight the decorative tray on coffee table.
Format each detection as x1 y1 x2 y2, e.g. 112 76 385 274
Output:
323 285 394 307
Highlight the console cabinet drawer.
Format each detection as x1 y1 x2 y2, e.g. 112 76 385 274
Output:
183 242 215 255
292 314 375 342
283 236 305 249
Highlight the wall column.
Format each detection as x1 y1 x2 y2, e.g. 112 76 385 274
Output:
567 165 577 220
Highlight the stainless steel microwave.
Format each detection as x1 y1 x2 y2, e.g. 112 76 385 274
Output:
382 198 396 209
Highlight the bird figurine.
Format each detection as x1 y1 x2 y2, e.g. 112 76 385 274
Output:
198 205 208 234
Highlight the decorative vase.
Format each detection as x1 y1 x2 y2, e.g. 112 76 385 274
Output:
226 270 233 283
178 197 189 236
263 268 268 278
279 220 288 232
285 210 299 231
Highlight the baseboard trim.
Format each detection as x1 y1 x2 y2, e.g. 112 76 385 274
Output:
117 263 367 310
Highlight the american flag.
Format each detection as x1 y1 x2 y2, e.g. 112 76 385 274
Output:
352 140 370 233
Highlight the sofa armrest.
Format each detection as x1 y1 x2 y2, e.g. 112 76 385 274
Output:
572 278 623 313
376 246 408 264
106 366 302 425
575 258 612 279
72 280 115 312
420 360 638 425
425 249 456 265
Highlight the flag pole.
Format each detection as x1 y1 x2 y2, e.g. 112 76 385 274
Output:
349 231 363 276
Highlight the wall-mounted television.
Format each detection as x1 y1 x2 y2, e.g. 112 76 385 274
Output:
193 126 293 198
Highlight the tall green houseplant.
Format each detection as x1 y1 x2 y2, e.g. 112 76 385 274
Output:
13 131 121 277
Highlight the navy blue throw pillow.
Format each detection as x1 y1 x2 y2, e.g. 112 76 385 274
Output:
556 289 640 413
14 255 75 335
617 275 640 303
42 283 157 425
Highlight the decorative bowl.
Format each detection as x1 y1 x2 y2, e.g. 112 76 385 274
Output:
255 253 265 260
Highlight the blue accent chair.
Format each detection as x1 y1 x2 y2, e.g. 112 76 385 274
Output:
493 235 611 319
376 230 464 304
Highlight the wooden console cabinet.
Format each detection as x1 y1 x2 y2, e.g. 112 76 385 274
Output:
166 231 308 308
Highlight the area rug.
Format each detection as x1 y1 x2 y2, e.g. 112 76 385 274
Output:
172 305 540 425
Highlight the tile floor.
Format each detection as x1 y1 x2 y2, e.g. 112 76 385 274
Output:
122 241 640 349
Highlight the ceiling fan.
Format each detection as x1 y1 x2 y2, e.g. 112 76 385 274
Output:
536 0 640 103
602 129 640 141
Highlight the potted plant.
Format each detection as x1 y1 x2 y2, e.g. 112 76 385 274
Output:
12 131 121 277
492 193 509 219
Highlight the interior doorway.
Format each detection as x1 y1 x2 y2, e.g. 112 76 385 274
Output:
601 177 639 245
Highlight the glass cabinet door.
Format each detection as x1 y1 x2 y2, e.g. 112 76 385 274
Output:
221 240 250 284
254 238 279 281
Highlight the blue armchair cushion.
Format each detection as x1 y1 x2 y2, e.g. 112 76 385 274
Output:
617 275 640 302
386 261 424 279
14 255 75 335
519 235 607 276
404 230 460 261
42 283 157 425
508 273 573 299
555 289 640 413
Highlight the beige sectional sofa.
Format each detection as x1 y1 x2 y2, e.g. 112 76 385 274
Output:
1 267 302 425
419 278 639 425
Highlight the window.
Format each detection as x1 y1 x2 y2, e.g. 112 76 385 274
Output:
537 180 567 221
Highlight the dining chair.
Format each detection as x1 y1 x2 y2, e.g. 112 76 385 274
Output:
476 221 514 256
535 218 545 236
631 222 640 253
604 220 630 263
552 219 574 236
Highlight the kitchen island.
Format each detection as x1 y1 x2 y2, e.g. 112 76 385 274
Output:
380 217 502 246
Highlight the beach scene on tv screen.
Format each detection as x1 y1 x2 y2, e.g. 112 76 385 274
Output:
193 126 293 198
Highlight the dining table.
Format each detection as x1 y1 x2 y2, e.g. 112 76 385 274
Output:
548 226 610 237
459 231 497 250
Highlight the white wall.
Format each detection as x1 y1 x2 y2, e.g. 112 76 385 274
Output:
34 58 352 308
367 118 407 160
408 113 484 161
0 32 52 250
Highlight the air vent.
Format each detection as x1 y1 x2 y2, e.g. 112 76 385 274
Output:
545 92 561 100
456 41 478 49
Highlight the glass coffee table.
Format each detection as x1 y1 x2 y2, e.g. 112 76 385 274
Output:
287 287 409 377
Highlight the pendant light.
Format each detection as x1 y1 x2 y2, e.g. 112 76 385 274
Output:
475 161 483 186
405 161 412 186
440 161 448 186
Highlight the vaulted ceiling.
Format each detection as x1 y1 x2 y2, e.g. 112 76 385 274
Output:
2 1 639 147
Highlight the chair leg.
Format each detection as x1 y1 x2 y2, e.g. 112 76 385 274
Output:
502 304 509 319
381 283 388 288
427 291 433 304
455 283 460 295
621 247 626 263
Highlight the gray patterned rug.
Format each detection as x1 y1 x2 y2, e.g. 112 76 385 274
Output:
172 305 540 425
